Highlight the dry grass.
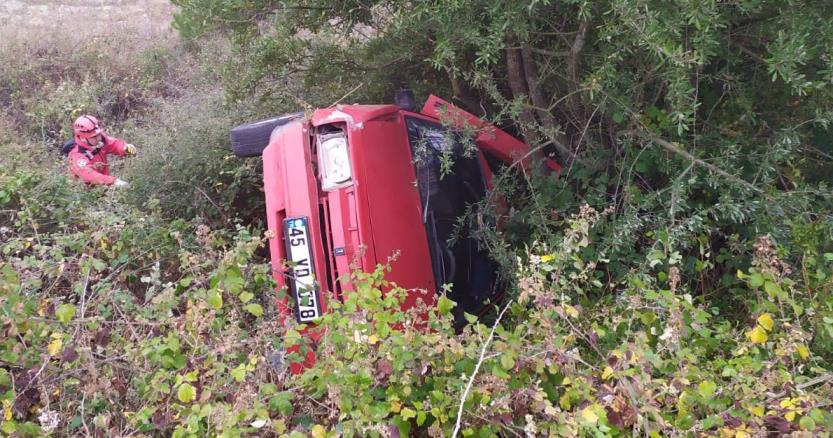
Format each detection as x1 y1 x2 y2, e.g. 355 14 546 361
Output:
0 0 175 44
0 0 186 161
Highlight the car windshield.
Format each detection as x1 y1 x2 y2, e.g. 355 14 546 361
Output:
405 116 498 325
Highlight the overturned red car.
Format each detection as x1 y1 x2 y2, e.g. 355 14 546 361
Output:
230 94 556 371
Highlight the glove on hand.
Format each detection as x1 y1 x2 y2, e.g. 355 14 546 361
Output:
125 144 137 155
114 178 130 188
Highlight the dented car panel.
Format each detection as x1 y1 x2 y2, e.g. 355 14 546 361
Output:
256 95 552 372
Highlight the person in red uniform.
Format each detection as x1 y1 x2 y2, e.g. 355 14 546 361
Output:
67 115 137 187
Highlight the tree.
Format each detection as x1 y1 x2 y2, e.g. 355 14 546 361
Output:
173 0 833 311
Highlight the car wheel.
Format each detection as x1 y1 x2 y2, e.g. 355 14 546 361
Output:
230 112 303 157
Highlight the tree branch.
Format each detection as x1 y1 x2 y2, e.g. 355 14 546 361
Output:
767 373 833 401
447 69 482 116
529 47 570 57
521 44 594 168
567 20 589 94
451 303 511 438
521 44 574 162
641 132 763 193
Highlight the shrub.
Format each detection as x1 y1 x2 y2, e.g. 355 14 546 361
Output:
2 119 832 437
118 38 290 228
120 84 266 227
294 207 833 436
0 162 284 436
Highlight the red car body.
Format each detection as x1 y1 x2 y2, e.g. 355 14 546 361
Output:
256 95 555 372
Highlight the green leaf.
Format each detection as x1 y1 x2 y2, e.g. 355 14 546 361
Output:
647 249 664 267
230 364 247 382
91 258 107 272
260 383 278 396
799 415 816 431
702 415 723 429
1 420 16 434
269 392 294 416
206 290 223 309
491 363 509 379
177 383 196 403
698 380 717 398
437 295 455 315
68 415 83 430
764 281 782 297
223 266 245 293
239 291 254 303
500 352 515 370
749 273 764 288
809 408 826 423
179 276 194 288
245 303 264 317
400 407 416 420
0 264 20 293
56 303 76 324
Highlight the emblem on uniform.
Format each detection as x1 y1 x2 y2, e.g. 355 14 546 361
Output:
76 159 88 168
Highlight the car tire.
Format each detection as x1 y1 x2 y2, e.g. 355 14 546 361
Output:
230 112 303 157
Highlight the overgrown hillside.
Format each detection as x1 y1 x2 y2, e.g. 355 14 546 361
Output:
2 1 833 437
5 163 832 437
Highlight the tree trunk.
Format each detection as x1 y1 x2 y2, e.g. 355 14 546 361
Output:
505 37 538 147
521 44 575 164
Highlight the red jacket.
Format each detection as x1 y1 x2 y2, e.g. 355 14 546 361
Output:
68 134 127 185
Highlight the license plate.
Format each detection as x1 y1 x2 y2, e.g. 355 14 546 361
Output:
283 217 322 322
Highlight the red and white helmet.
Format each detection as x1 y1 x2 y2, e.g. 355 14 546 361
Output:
73 115 102 148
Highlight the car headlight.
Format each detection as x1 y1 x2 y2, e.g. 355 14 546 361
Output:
318 131 352 191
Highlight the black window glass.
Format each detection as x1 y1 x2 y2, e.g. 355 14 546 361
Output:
405 116 499 326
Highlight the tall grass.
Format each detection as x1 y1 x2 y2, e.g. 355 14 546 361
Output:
0 0 179 148
0 2 282 227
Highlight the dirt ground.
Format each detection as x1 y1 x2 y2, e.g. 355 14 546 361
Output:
0 0 174 43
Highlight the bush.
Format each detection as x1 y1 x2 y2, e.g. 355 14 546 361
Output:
0 163 285 436
6 158 828 436
120 83 267 227
294 207 833 436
